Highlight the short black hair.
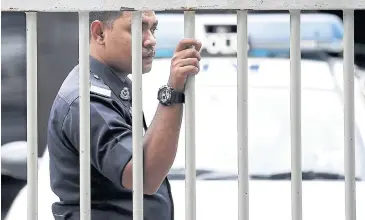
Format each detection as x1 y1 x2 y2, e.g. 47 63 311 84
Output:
89 11 124 38
89 11 124 27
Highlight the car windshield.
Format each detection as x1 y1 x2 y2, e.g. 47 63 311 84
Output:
168 85 365 180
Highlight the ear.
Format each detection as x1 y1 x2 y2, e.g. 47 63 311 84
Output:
90 20 105 45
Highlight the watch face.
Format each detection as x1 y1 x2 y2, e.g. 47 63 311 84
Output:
159 87 172 104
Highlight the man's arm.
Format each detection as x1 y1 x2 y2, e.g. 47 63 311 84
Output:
122 103 183 194
122 39 202 194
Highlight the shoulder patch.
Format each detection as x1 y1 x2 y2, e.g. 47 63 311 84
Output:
89 75 111 98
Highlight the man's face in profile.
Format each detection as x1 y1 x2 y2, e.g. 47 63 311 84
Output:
95 11 158 74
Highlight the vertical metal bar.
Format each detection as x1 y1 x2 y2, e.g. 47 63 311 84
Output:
184 10 196 220
26 11 38 220
290 9 303 220
343 9 356 220
237 10 249 220
79 11 91 220
132 10 144 220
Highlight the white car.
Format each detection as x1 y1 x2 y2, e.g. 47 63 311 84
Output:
5 12 365 220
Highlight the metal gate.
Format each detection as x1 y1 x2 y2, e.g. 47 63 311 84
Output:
1 0 360 220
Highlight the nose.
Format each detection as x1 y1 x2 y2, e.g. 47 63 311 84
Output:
143 31 156 48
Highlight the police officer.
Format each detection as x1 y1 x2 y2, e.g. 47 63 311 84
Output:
47 11 202 220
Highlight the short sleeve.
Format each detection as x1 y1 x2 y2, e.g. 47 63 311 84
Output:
62 94 133 189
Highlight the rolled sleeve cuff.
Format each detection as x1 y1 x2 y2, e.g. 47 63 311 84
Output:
101 135 133 190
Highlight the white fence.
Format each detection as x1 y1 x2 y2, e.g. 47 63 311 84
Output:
1 0 360 220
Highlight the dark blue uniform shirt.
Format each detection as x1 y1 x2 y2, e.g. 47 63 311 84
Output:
47 56 174 220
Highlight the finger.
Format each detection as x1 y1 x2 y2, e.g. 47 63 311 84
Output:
174 38 202 53
175 48 201 60
176 58 199 68
183 40 202 52
178 65 200 76
194 41 202 52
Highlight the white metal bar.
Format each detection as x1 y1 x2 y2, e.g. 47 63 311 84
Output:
2 0 365 12
290 9 303 220
132 10 144 220
343 9 356 220
237 10 249 220
26 11 38 220
79 11 91 220
184 10 196 220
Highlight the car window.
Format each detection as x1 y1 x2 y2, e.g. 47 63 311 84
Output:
169 86 365 180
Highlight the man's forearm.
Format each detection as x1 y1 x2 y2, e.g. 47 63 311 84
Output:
122 103 183 194
143 103 183 190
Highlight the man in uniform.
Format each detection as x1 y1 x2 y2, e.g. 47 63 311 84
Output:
47 11 202 219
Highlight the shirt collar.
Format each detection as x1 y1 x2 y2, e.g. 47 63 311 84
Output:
89 55 132 102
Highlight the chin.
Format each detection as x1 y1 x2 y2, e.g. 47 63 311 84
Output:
142 65 153 74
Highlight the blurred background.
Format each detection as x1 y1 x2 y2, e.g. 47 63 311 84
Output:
2 10 365 220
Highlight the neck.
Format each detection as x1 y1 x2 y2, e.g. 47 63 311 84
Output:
90 44 129 82
89 45 107 66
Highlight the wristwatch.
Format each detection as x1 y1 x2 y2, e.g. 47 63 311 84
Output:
157 85 185 106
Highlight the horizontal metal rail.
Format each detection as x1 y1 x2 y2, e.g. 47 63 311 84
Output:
2 0 365 11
